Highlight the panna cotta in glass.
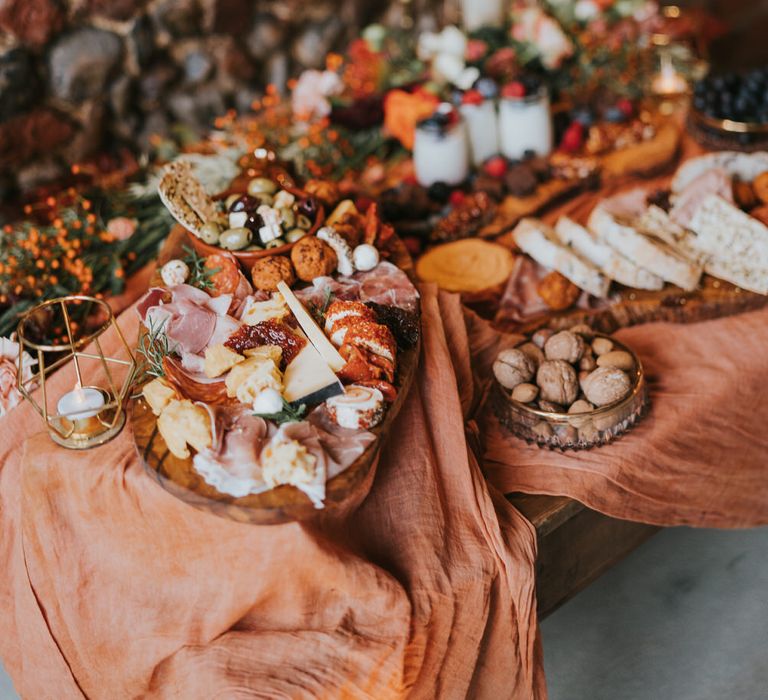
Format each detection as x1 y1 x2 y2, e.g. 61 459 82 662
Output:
413 104 470 187
498 83 553 160
459 89 500 167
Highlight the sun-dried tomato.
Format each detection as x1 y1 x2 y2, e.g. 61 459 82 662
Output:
225 321 306 368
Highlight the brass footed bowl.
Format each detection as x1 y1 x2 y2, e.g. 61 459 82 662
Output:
492 334 649 451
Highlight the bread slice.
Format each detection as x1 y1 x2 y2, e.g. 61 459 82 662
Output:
634 205 707 265
588 204 703 291
554 216 664 290
513 218 610 298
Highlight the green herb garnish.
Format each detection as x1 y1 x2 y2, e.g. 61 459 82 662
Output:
307 287 334 325
182 244 219 291
254 398 308 425
136 317 178 381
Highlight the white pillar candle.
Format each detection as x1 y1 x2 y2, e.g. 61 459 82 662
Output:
460 97 500 166
413 107 470 187
461 0 505 31
57 387 105 421
498 87 553 160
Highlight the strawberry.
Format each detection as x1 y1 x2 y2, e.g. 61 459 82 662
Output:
482 156 508 179
560 122 584 153
462 89 484 106
501 81 526 99
449 190 467 208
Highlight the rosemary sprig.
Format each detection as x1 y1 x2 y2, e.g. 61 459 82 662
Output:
182 245 219 291
254 398 308 425
136 317 178 381
307 288 334 325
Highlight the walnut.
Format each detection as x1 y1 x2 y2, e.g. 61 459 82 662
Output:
536 360 578 405
493 348 536 390
537 271 581 311
582 367 631 407
518 341 545 369
544 330 585 363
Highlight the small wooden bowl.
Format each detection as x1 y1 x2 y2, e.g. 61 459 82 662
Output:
492 334 649 451
185 184 325 268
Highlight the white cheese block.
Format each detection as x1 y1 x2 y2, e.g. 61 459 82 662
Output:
588 204 702 291
277 281 346 371
554 216 664 291
672 151 768 194
688 195 768 270
513 218 610 298
634 205 706 265
703 259 768 296
282 328 344 405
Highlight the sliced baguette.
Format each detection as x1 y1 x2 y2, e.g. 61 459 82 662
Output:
513 218 611 298
634 205 707 265
588 204 702 291
554 216 664 290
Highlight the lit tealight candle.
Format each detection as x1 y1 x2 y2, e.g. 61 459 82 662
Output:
652 54 687 96
57 387 106 421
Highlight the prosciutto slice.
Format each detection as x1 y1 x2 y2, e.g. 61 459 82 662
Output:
670 167 734 228
294 262 419 313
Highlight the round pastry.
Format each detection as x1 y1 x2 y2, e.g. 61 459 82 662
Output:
250 256 296 292
290 236 337 281
416 239 515 293
537 271 581 311
325 385 385 430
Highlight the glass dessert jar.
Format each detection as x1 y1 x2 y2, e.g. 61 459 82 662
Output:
460 95 500 166
413 105 470 187
499 86 553 160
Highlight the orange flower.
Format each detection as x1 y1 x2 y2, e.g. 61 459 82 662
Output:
383 89 439 151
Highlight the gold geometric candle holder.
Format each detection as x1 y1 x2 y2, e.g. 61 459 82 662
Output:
16 296 137 449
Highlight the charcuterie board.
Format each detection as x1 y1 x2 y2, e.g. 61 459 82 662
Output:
130 224 420 525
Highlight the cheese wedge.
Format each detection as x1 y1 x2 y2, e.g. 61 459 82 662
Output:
554 216 664 291
277 281 345 372
588 204 702 291
513 218 610 298
282 328 344 405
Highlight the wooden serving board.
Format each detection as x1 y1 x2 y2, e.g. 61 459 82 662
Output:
493 156 768 334
129 226 421 525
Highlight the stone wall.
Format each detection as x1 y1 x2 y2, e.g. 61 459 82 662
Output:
0 0 451 196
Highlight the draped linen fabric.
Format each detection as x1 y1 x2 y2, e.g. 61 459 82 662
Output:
0 285 545 699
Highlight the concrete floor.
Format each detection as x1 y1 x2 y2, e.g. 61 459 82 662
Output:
1 527 766 699
542 526 768 700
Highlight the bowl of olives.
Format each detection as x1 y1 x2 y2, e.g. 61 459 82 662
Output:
185 176 325 266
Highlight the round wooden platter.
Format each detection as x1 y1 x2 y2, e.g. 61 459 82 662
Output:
129 227 420 525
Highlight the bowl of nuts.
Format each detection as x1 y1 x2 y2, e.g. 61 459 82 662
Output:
491 326 648 450
185 177 326 267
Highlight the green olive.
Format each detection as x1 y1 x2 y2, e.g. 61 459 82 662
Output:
296 214 312 230
285 228 306 243
225 194 241 210
265 238 285 249
219 227 252 251
280 207 296 229
251 192 274 207
245 244 264 251
247 177 278 196
199 221 222 245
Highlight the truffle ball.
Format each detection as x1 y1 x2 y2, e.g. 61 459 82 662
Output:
250 256 296 292
290 236 338 281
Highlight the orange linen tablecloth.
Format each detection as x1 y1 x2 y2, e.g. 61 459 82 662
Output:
469 307 768 529
0 285 545 699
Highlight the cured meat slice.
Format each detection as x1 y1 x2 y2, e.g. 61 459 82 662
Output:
163 356 231 405
337 344 395 384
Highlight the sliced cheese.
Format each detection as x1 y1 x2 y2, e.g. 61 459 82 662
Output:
513 218 610 298
277 281 345 372
689 195 768 271
282 328 344 405
588 204 702 291
554 216 663 291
